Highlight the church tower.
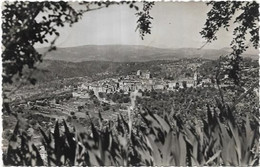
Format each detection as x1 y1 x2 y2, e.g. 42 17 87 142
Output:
193 68 198 87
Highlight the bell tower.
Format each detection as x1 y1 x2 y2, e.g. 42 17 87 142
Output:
193 68 198 87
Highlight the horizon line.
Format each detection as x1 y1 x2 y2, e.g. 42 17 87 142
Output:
36 44 228 50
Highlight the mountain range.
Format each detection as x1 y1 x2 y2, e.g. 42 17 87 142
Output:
37 45 258 62
31 45 258 83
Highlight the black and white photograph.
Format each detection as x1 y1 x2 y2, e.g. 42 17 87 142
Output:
2 1 259 166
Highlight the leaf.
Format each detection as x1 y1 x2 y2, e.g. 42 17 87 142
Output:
120 113 129 133
91 122 99 142
178 133 187 166
154 114 170 133
161 132 173 165
63 120 76 164
205 150 221 165
32 144 44 166
54 121 60 138
39 128 50 144
54 32 60 36
146 135 161 165
9 121 20 149
88 151 102 165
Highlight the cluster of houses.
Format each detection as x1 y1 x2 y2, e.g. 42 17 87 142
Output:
74 70 215 98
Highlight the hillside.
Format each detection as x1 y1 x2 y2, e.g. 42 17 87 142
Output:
33 45 258 83
32 60 171 82
37 45 258 62
32 59 208 82
33 60 121 81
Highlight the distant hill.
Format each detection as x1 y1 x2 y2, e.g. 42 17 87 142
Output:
32 45 258 83
33 60 122 82
37 45 258 62
32 59 174 82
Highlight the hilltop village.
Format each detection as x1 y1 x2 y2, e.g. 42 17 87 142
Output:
7 58 258 107
73 69 213 98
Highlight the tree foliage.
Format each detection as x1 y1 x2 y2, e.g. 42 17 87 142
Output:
2 1 81 84
200 1 259 85
2 1 153 85
135 2 154 40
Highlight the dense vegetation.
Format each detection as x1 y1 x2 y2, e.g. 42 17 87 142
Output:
99 91 131 104
137 86 258 126
3 99 259 166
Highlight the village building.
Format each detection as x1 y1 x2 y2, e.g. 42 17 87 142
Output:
154 81 166 90
137 70 142 76
201 78 212 87
72 91 90 99
193 70 199 87
167 81 178 90
136 70 151 79
80 83 89 90
144 84 153 91
178 78 194 88
154 84 165 90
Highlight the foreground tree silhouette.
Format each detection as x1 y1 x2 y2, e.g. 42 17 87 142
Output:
3 2 79 84
2 1 154 114
2 1 153 85
200 1 259 85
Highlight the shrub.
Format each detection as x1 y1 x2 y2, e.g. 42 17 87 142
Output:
98 92 104 98
3 130 13 140
3 119 9 129
103 105 110 111
30 119 37 126
67 116 72 122
93 99 100 105
123 97 130 103
78 106 84 112
89 90 94 96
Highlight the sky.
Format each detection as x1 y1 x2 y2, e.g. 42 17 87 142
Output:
35 2 256 51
